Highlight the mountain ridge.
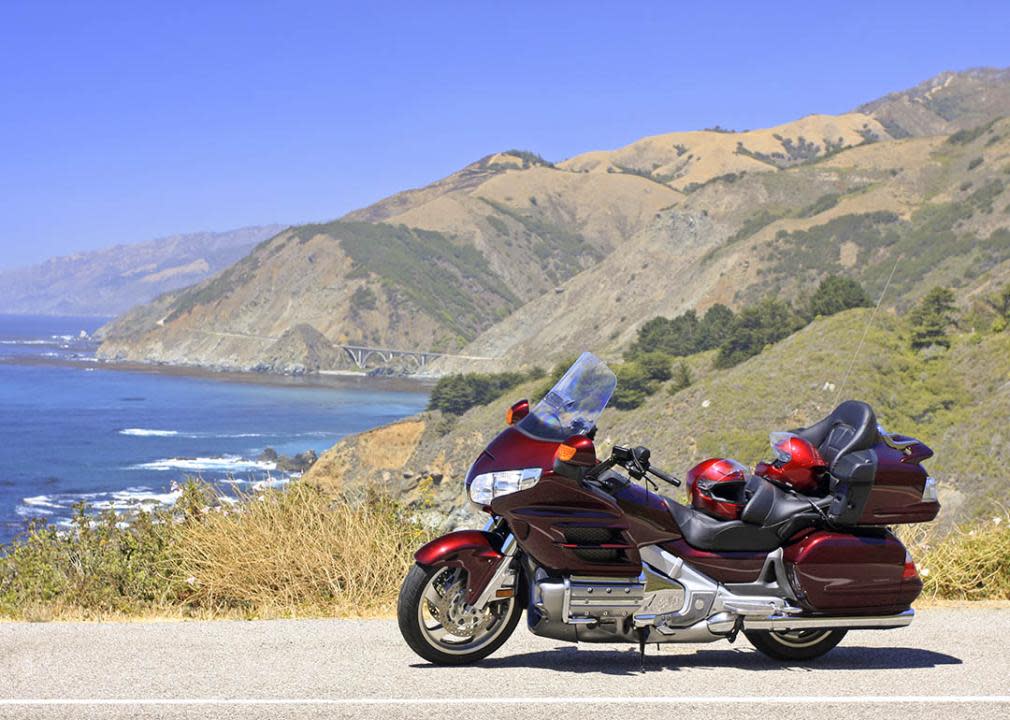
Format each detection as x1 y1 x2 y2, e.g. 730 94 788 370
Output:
96 66 1010 373
0 225 286 318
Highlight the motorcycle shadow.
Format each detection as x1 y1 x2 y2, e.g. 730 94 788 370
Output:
416 645 962 675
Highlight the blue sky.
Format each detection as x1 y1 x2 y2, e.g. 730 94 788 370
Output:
1 1 1008 269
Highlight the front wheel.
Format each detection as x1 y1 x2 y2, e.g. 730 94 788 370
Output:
744 628 847 661
397 563 522 665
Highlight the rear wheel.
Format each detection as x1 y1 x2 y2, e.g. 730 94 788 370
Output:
744 628 847 661
397 563 522 665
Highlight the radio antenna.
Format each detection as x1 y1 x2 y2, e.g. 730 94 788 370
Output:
833 253 902 406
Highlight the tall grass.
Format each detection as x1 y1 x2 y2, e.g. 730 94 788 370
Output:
905 510 1010 601
176 483 432 615
0 481 435 620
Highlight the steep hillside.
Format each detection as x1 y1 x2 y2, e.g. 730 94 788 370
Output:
98 154 680 369
305 308 1010 531
0 225 284 317
440 117 1010 370
858 67 1010 138
98 67 1010 374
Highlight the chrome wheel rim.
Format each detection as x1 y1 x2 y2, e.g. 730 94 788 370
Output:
769 629 833 648
417 567 515 656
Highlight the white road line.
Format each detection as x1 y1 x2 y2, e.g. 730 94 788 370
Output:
2 696 1009 706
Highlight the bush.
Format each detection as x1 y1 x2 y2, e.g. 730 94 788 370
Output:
669 361 692 394
611 362 653 410
349 286 378 313
628 304 736 359
427 370 531 415
715 298 801 368
797 193 841 219
635 351 672 382
629 311 699 357
806 275 871 319
946 119 999 145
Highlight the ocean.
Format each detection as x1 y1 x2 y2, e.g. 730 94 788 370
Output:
0 315 429 545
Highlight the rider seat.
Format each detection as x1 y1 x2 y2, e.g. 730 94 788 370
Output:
668 476 827 552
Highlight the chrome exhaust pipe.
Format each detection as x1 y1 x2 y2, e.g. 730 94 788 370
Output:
743 608 914 632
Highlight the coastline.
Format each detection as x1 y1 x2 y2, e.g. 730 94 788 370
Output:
0 354 437 393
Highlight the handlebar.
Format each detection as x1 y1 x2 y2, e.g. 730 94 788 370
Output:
586 444 681 488
646 464 680 487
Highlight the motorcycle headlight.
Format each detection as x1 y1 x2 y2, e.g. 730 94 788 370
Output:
469 468 542 505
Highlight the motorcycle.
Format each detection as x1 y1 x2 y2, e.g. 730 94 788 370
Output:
397 352 939 665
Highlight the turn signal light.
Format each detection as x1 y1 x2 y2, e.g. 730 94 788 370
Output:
506 399 530 425
553 435 597 467
556 443 578 462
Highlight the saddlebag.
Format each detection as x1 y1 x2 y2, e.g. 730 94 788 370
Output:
784 529 922 613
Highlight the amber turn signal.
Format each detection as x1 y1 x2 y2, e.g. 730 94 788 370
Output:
506 399 530 425
556 443 578 462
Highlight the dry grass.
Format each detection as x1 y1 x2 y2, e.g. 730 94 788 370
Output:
0 481 435 620
903 509 1010 601
176 484 433 616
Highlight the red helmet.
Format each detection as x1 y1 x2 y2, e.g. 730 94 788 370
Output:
755 432 827 494
686 457 749 521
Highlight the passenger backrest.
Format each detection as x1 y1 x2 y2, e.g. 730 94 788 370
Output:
793 400 879 471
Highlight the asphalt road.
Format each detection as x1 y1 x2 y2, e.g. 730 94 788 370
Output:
2 608 1008 720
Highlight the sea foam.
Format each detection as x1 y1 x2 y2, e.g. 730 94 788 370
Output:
119 428 180 437
132 456 277 472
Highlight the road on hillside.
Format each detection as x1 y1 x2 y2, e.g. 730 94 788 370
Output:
1 608 1008 720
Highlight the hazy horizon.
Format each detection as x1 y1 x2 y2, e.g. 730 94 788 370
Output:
1 1 1009 269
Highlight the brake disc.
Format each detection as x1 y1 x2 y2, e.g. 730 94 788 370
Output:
431 575 493 636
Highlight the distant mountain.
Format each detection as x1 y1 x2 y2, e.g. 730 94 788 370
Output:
97 67 1010 374
0 225 286 317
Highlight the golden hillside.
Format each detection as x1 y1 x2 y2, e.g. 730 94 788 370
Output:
98 68 1010 375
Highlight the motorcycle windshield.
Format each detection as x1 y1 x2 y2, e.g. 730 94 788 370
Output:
517 352 617 441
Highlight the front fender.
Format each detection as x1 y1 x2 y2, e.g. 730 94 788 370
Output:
414 530 504 605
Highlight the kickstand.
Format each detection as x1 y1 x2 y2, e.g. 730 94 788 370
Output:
637 627 647 670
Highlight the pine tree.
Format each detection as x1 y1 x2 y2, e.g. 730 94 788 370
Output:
909 287 957 350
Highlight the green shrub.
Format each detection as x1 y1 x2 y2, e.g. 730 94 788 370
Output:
635 352 673 382
946 119 999 145
611 362 654 410
715 297 801 368
797 193 841 219
968 156 985 171
349 286 378 313
669 361 692 394
628 304 735 359
725 209 787 246
428 370 533 415
806 275 871 319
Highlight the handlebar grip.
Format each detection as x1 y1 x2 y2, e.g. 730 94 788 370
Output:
648 466 681 487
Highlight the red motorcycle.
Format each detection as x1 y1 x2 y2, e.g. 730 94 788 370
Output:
398 353 939 665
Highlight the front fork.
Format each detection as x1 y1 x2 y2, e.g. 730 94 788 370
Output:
413 515 518 607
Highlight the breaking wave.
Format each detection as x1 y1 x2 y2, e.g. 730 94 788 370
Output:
131 456 277 473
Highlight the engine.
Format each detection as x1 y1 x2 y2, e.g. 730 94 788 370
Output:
527 545 795 643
